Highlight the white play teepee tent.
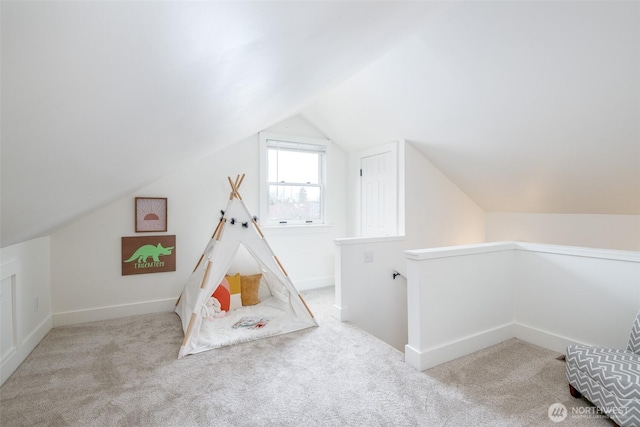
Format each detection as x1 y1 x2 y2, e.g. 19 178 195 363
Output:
175 174 318 358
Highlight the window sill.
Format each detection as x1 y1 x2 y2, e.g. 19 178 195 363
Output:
259 223 334 236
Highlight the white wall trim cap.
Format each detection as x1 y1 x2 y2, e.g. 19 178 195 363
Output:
405 241 640 263
514 242 640 263
405 241 516 261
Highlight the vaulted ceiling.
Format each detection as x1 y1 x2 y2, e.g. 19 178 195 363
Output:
2 1 638 248
302 1 639 215
0 1 434 247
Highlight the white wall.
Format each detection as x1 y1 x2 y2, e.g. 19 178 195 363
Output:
514 244 640 350
486 213 640 251
345 140 486 243
0 237 52 385
404 242 640 371
334 142 487 350
405 243 515 370
50 115 347 326
404 142 486 248
334 236 407 351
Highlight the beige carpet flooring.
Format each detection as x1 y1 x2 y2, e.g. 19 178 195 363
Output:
0 287 612 426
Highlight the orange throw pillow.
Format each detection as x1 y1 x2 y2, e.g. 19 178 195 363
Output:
212 278 230 311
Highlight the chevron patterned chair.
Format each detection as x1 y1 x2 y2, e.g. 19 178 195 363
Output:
566 310 640 427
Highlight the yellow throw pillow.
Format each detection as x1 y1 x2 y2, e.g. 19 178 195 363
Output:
225 273 243 310
240 274 262 306
225 273 241 295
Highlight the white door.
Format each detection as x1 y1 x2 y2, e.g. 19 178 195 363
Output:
360 148 397 237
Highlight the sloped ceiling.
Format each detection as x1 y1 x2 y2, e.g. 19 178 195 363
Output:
2 2 638 249
302 1 640 215
0 1 435 248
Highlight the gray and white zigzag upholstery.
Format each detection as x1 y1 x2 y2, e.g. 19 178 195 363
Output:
566 310 640 427
627 310 640 355
567 345 640 399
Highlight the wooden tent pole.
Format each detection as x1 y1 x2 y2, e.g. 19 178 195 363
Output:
211 218 223 238
190 212 225 274
192 254 205 273
179 261 212 348
200 260 213 289
181 312 198 347
273 255 289 277
214 218 227 240
251 219 264 238
298 294 315 319
227 174 246 200
228 176 236 200
235 174 246 200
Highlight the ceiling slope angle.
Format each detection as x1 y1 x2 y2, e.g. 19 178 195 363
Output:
302 1 640 215
0 1 436 248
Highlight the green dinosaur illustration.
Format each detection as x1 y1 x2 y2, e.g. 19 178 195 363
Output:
125 243 174 263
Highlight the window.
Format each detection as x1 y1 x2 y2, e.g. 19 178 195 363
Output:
260 132 329 225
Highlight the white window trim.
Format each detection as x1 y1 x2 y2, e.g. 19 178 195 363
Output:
259 132 331 227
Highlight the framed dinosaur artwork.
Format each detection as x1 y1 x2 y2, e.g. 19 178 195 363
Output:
121 235 176 275
135 197 167 232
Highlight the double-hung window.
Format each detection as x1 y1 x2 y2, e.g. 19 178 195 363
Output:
260 132 329 226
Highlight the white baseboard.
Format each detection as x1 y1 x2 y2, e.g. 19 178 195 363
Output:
404 322 588 372
1 314 52 386
405 323 515 371
333 304 349 321
514 322 582 354
294 276 333 291
404 344 423 370
52 278 332 327
53 298 177 326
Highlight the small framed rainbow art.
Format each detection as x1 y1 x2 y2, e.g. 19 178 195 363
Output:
135 197 168 232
